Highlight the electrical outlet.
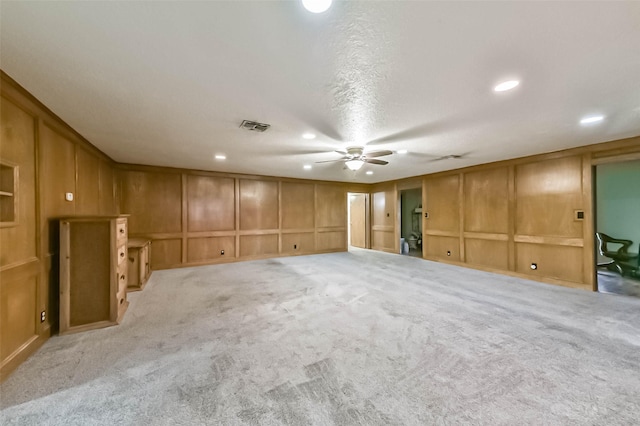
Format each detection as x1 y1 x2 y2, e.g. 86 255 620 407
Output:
65 192 74 201
424 212 429 218
220 249 225 255
531 263 538 270
40 311 46 323
447 251 451 256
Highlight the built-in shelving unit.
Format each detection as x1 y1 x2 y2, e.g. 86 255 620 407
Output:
0 161 17 225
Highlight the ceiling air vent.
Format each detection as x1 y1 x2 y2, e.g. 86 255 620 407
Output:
240 120 270 132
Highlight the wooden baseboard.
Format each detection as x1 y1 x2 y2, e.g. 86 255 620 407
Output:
422 255 592 291
0 327 51 383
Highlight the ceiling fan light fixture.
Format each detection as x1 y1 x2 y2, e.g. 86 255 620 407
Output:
302 0 332 13
345 159 365 171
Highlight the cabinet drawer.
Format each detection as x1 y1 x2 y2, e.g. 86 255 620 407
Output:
116 220 127 242
117 244 127 265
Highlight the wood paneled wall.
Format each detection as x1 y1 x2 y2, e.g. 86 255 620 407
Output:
371 184 397 253
1 72 118 380
2 68 639 382
118 166 349 269
410 138 639 290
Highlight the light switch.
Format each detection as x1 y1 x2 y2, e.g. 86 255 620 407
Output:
65 192 74 201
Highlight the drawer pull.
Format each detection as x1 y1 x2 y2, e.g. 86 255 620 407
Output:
120 252 125 257
119 228 125 234
120 274 126 281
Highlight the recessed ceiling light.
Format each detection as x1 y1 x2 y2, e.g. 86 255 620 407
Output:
215 154 226 160
397 149 408 154
301 0 332 13
302 133 316 140
303 164 312 170
366 171 373 175
494 80 520 92
580 115 605 124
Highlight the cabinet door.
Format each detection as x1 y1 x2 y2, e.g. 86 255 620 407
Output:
127 247 141 289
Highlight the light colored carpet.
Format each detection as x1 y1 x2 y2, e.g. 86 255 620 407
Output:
2 248 639 425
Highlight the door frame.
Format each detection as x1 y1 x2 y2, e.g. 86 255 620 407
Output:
348 192 371 249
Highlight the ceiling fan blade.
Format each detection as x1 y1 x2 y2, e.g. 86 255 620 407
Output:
365 150 393 158
364 159 389 165
315 157 348 164
427 152 470 162
335 149 348 155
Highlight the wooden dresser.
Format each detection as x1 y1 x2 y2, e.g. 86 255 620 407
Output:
59 215 129 334
127 238 151 291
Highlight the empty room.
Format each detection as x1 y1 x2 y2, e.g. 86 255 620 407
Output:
1 1 640 424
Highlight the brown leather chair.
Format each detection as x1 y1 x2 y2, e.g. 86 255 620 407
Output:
596 232 639 276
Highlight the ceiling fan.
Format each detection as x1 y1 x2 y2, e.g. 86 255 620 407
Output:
316 146 393 171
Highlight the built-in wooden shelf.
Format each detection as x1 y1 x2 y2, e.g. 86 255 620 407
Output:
0 161 17 224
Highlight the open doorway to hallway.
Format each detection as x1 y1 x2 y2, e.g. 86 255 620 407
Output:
398 188 422 257
593 159 640 298
348 193 369 249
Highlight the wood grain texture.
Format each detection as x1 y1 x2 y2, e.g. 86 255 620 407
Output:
0 274 37 363
281 232 315 254
121 170 182 234
239 179 278 230
40 122 76 220
515 156 583 238
187 236 235 263
464 167 509 234
240 234 279 257
372 229 396 251
371 187 396 252
0 96 37 266
150 239 182 270
465 238 509 270
99 159 116 215
317 231 346 251
281 182 314 230
315 184 346 228
424 174 460 234
424 235 460 261
349 193 366 248
186 174 235 232
516 243 583 284
75 147 100 216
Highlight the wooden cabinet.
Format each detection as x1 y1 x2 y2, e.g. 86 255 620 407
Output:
59 216 129 334
127 238 151 291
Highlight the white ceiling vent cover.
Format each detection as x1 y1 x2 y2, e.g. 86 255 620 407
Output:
240 120 271 132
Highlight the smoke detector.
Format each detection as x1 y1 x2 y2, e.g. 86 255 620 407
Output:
240 120 270 132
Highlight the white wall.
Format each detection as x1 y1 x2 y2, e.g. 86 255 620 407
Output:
596 160 640 254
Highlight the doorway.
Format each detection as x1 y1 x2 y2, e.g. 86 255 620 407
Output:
593 159 640 297
399 188 422 257
348 193 369 249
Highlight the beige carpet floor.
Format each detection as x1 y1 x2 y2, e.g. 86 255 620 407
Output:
2 248 639 425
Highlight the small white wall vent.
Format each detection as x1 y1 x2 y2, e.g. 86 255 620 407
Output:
240 120 270 132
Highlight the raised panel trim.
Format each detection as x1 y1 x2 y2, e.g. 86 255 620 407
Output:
186 230 237 238
317 227 346 233
514 235 584 247
424 230 459 237
463 232 509 241
281 228 315 234
238 229 279 236
371 225 394 232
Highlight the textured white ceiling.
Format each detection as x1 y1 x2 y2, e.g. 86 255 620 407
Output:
2 1 639 183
